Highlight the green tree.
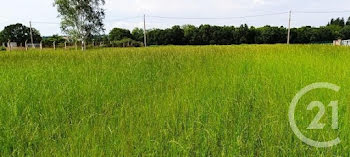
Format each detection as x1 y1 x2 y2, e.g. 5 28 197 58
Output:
256 26 286 44
326 24 342 39
346 17 350 26
182 25 198 45
131 28 144 42
92 35 109 44
0 31 4 44
167 25 184 45
328 18 345 27
148 29 166 45
219 26 235 44
341 25 350 39
247 26 258 44
109 28 132 41
198 25 212 45
54 0 105 50
0 23 41 45
294 26 313 43
237 24 250 44
42 35 66 47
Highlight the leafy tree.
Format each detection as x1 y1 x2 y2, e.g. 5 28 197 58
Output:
326 24 342 39
54 0 105 50
340 25 350 39
294 26 313 43
0 23 41 45
219 26 235 44
288 28 298 43
110 38 143 47
211 26 234 45
42 35 66 47
247 26 258 44
197 25 212 45
131 28 144 42
314 27 334 42
148 29 166 45
0 31 4 44
256 26 286 44
109 28 132 41
183 25 199 45
237 24 250 44
328 18 345 27
166 25 184 45
92 35 109 44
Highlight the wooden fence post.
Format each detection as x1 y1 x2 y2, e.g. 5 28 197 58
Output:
75 41 77 50
53 41 56 50
82 41 86 51
25 40 28 51
40 41 43 50
7 40 11 51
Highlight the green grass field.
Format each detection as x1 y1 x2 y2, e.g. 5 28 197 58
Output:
0 45 349 156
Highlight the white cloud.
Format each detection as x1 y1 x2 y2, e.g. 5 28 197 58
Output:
253 0 265 5
0 17 9 23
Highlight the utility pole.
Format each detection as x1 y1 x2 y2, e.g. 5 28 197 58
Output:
143 14 147 47
29 21 35 48
287 11 291 45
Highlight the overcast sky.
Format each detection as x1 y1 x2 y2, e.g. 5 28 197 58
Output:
1 0 350 36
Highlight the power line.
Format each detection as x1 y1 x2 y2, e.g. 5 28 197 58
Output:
105 16 142 22
3 10 350 26
32 16 143 25
148 15 243 20
31 21 60 25
241 12 289 18
147 12 289 20
294 10 350 14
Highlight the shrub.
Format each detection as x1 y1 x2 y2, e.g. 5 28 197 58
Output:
0 46 6 51
110 38 144 47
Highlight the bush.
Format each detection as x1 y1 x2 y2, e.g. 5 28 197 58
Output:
131 40 144 47
0 46 6 51
109 38 144 47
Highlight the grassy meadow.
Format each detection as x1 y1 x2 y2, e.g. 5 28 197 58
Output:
0 45 350 156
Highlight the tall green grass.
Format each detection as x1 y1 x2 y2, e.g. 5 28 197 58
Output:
0 45 349 156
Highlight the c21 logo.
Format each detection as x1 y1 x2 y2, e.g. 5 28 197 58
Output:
306 101 338 130
289 82 340 148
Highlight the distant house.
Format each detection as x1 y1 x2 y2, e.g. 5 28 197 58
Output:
333 39 350 46
341 40 350 46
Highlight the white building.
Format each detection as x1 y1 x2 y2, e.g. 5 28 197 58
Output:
333 39 350 46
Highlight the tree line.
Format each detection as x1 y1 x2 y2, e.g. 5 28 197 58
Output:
103 17 350 46
1 17 350 47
